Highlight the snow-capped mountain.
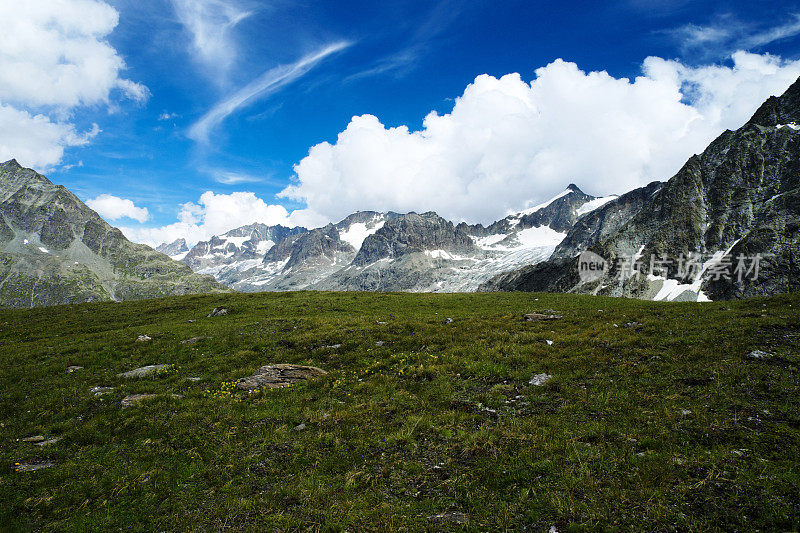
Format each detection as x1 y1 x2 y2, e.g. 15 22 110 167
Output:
155 238 189 260
182 223 306 278
162 186 612 292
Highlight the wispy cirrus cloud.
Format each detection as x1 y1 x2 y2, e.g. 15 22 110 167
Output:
188 41 351 143
170 0 252 79
671 13 800 58
210 169 263 185
349 0 465 81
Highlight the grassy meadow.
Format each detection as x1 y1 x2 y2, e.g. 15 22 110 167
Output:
0 291 798 531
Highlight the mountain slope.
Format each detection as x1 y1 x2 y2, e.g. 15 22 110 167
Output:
0 160 228 308
481 77 800 300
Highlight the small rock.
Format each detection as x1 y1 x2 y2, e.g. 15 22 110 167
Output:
624 322 643 329
375 341 384 347
208 307 228 317
186 377 203 382
36 437 61 447
66 365 83 373
117 364 170 379
376 321 388 325
545 340 554 346
121 394 159 408
180 337 203 345
745 350 774 360
523 313 562 321
294 423 306 431
237 364 328 391
323 344 342 349
21 435 45 443
136 335 152 343
90 386 115 397
680 409 691 416
15 461 54 472
529 373 552 386
443 317 454 324
428 511 467 525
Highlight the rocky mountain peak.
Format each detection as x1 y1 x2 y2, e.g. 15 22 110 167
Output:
747 76 800 128
352 211 477 266
155 238 188 257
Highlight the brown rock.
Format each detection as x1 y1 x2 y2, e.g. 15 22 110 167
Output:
236 364 328 391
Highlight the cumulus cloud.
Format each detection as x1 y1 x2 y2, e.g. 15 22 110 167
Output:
280 51 800 225
87 194 150 223
0 0 147 169
119 191 319 247
0 0 147 108
0 105 99 168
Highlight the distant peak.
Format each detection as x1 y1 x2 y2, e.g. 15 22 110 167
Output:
2 158 20 168
566 183 582 193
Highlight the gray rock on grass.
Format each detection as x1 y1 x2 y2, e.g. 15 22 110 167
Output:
529 373 552 386
117 364 170 378
237 364 328 391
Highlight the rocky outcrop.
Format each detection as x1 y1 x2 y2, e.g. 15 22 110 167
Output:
0 160 227 308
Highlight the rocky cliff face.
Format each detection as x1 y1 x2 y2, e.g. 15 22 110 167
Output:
0 160 227 307
481 77 800 300
353 212 478 266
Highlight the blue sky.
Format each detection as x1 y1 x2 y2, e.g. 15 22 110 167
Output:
3 0 800 245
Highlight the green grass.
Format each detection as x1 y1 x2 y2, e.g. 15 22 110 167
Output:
0 291 798 531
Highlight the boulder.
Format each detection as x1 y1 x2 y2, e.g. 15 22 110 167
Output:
117 364 170 378
236 364 328 391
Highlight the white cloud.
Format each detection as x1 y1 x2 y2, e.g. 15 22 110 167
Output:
0 0 147 108
0 104 99 168
87 194 150 223
119 191 317 247
212 171 262 185
280 51 800 225
170 0 252 79
158 112 180 121
0 0 147 169
189 41 351 143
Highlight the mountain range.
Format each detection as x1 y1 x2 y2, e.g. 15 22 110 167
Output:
2 77 798 307
156 185 614 294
